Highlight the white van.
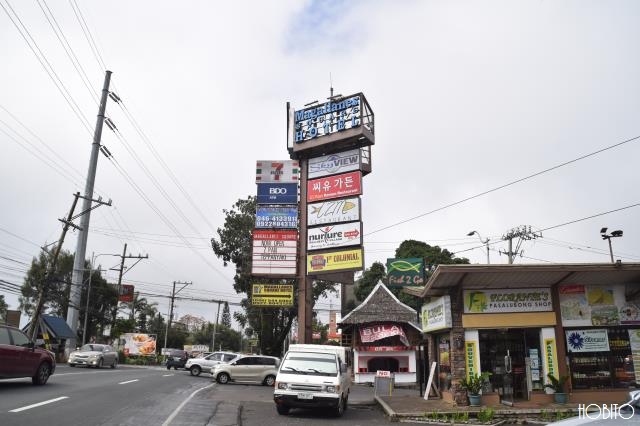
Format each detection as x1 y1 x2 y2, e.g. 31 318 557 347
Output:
273 344 352 417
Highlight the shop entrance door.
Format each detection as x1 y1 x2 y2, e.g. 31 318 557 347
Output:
497 330 527 405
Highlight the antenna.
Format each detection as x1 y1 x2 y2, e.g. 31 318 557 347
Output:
329 72 333 98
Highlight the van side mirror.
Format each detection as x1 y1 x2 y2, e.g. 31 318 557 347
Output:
340 363 348 374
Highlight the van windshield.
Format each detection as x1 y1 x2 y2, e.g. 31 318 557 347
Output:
280 352 338 376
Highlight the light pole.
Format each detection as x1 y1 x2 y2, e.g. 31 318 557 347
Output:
467 230 490 264
600 228 623 263
84 252 120 344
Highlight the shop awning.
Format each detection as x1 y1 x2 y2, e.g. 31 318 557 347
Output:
42 315 76 339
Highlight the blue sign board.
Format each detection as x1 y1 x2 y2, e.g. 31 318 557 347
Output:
256 206 298 229
256 183 298 205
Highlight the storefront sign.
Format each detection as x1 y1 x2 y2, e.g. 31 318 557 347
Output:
308 148 362 179
421 295 452 332
565 329 610 352
255 160 299 182
463 288 552 313
256 183 298 205
292 95 361 144
251 230 297 276
544 337 557 380
307 221 362 251
251 284 294 307
307 171 362 202
356 346 416 352
359 324 408 344
118 284 135 302
465 341 478 379
376 370 391 378
387 258 424 287
307 197 360 226
255 206 298 229
307 248 363 275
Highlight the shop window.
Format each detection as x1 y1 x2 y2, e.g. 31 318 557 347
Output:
367 357 399 373
438 335 452 391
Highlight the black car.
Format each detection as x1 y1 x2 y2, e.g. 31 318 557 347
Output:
165 349 189 370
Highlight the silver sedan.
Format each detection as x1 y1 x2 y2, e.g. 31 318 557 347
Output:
68 344 118 369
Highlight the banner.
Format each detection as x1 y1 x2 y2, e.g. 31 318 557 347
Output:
307 197 360 226
251 284 294 307
307 171 362 202
387 258 424 287
121 333 157 356
251 230 297 276
307 248 363 275
308 148 362 179
256 183 298 205
565 329 610 352
255 206 298 229
307 222 362 251
359 324 408 345
256 160 299 182
118 284 135 302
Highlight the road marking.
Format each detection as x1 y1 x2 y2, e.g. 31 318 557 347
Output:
162 374 174 377
118 379 139 384
9 396 69 413
162 383 214 426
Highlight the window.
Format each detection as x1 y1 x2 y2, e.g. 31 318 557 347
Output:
235 357 251 365
258 357 276 365
9 329 31 347
0 327 11 345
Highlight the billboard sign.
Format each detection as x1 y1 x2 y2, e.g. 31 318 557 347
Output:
256 183 298 205
255 206 298 229
256 160 299 183
118 284 135 302
307 221 362 251
251 284 294 307
307 248 363 275
292 95 362 144
463 288 553 313
307 196 360 226
251 230 297 276
308 148 362 179
421 296 452 332
386 258 424 287
307 171 362 202
121 333 157 356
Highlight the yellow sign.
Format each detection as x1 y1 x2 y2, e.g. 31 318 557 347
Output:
465 341 478 379
307 248 363 274
544 338 558 380
251 284 294 307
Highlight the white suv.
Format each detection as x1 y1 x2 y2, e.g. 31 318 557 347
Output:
185 351 239 376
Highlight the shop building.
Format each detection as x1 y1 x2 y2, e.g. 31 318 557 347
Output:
405 263 640 406
339 282 422 384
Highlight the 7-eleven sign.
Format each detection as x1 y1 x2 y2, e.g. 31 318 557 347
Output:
256 160 299 183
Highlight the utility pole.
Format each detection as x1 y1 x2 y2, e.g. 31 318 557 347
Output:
500 225 542 264
66 71 112 356
296 157 312 344
164 281 191 350
212 300 222 352
112 243 149 326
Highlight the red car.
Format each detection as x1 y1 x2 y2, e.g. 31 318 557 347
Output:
0 324 56 385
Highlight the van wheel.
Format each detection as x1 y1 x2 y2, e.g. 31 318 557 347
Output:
343 394 349 411
190 365 201 376
264 375 276 387
333 396 345 417
276 405 290 415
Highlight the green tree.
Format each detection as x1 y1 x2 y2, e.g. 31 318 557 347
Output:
211 196 337 356
79 268 117 342
354 262 386 302
0 295 7 322
221 302 231 327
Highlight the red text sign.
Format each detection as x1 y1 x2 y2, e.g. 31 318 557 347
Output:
307 171 362 202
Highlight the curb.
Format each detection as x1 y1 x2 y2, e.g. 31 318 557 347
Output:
376 395 398 421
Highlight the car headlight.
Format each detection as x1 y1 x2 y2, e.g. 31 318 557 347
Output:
277 382 289 390
325 385 339 393
88 355 98 360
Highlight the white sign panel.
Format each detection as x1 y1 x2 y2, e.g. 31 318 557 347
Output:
307 197 361 226
307 222 362 251
308 148 361 179
251 230 297 276
463 288 553 313
421 295 452 332
565 329 610 353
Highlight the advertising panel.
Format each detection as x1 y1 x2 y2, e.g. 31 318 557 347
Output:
251 230 297 276
255 206 298 229
463 288 553 313
359 324 408 345
307 171 362 202
251 284 294 307
307 221 362 251
306 248 363 275
118 284 135 302
307 196 360 226
121 333 157 356
386 258 424 287
565 329 610 353
421 295 452 332
256 160 299 183
308 148 361 179
256 183 298 205
559 284 629 327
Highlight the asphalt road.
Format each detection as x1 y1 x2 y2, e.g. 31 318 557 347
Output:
0 365 391 426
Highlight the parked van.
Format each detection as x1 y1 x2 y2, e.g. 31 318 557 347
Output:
273 344 352 417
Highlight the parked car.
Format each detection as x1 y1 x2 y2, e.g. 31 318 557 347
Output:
165 349 189 370
68 343 118 368
212 354 280 386
0 324 56 385
186 351 239 376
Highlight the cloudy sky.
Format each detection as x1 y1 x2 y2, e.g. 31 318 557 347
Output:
1 0 639 330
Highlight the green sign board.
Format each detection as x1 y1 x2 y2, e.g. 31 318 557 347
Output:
386 258 424 287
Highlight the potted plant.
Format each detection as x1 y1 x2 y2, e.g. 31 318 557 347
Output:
545 373 570 403
460 372 490 406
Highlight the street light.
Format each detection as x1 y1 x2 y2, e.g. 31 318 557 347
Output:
83 252 120 344
600 228 623 263
467 230 491 264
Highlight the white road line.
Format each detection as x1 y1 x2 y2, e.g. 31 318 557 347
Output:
118 379 139 384
162 374 174 377
162 383 214 426
9 396 69 413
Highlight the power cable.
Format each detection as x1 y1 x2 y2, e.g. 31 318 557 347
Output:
68 0 107 71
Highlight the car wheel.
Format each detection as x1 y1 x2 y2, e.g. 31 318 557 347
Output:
111 358 117 369
69 364 75 367
333 396 345 417
96 358 103 369
32 362 51 385
216 372 230 384
276 405 290 415
190 365 202 376
263 375 276 387
166 365 171 370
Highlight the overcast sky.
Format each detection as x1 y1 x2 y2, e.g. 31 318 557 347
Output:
1 1 639 330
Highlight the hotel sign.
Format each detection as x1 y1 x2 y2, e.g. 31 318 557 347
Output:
307 196 360 226
255 160 299 183
307 222 362 251
255 206 298 229
307 248 363 275
307 171 362 202
292 95 361 144
251 230 297 276
251 284 294 307
421 296 452 332
308 148 362 179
